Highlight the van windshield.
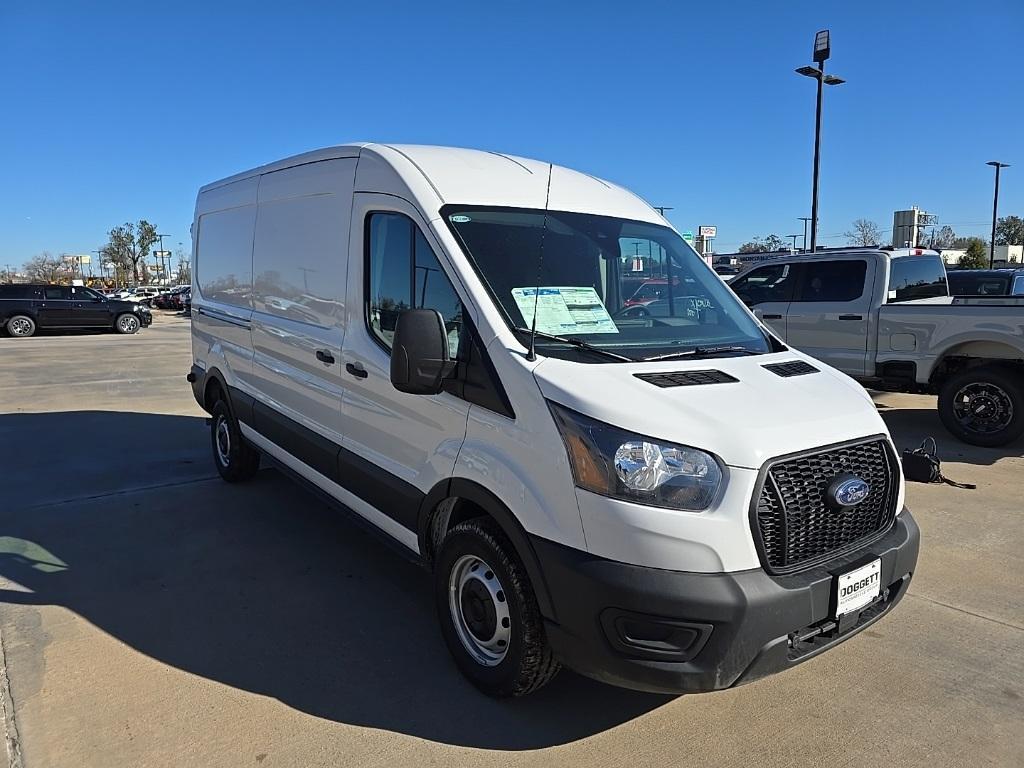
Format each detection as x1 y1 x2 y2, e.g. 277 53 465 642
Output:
444 206 772 362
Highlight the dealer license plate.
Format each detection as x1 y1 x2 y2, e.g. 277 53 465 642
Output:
835 559 881 617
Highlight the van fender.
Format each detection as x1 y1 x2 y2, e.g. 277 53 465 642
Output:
417 478 557 622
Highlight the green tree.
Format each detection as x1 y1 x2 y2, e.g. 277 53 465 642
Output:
995 215 1024 246
102 220 158 284
738 234 786 253
844 218 882 246
959 238 988 269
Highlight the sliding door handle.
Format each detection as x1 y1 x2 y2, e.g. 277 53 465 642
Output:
345 362 368 379
838 314 863 321
315 350 335 365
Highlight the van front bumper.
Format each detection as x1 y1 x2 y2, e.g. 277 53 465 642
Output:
534 510 919 694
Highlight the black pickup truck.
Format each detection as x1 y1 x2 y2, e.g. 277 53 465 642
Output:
0 284 153 337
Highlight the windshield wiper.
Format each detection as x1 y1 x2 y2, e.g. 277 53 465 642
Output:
641 345 761 362
513 327 635 362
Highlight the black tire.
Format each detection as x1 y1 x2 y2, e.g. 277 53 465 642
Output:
938 365 1024 447
434 517 559 697
114 313 141 334
5 315 36 338
210 399 260 482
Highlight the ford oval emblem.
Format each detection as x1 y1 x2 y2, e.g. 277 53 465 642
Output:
827 475 870 509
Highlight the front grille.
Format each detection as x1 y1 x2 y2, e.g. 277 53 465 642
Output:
634 370 738 388
753 438 897 573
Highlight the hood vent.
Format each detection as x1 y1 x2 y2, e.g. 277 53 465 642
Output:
634 370 738 388
763 360 819 377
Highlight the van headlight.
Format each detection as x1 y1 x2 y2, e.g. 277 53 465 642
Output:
548 402 722 511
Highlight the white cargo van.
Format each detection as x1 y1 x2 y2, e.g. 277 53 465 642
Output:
187 144 919 697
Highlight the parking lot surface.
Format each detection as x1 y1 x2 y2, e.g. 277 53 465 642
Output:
0 315 1021 767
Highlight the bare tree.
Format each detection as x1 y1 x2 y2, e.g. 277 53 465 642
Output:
738 234 787 253
845 219 882 247
931 225 956 248
23 252 66 283
102 220 158 284
174 246 192 284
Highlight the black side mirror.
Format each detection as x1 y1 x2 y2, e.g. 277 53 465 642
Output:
390 309 456 395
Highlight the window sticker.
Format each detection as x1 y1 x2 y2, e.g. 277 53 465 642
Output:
511 286 619 335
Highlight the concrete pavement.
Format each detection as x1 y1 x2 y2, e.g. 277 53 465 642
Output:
0 315 1021 767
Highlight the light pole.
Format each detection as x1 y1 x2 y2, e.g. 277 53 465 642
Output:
653 206 674 216
796 30 845 253
798 217 812 251
986 161 1009 268
787 234 800 252
156 232 171 285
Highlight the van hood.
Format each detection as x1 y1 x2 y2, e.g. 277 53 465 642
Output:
532 353 888 470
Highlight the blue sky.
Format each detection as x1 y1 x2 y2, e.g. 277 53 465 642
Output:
1 0 1021 266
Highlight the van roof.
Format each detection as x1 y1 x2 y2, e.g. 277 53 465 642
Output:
198 143 662 224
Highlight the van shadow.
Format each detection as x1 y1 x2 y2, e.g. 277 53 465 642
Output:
873 399 1024 465
0 411 671 750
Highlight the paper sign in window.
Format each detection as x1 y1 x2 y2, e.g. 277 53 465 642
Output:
511 286 618 335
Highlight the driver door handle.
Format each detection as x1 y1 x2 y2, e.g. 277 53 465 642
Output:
345 362 368 379
839 314 863 321
762 313 783 320
315 350 335 365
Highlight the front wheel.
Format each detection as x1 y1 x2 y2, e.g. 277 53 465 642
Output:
434 517 559 697
114 313 141 334
5 315 36 338
210 400 260 482
938 365 1024 447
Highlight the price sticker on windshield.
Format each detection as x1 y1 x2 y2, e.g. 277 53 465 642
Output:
511 287 618 335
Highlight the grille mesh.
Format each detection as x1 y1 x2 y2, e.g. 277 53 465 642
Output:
762 360 819 377
754 439 896 572
634 370 738 388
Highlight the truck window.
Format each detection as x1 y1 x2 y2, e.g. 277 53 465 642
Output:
730 263 796 306
794 260 867 302
367 212 463 355
1013 276 1024 296
44 286 68 300
887 256 948 302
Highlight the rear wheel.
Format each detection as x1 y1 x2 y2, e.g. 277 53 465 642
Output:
434 517 559 697
210 399 260 482
5 315 36 338
114 313 140 334
938 365 1024 447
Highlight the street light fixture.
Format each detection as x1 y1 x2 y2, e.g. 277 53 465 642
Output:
795 30 844 253
986 161 1009 268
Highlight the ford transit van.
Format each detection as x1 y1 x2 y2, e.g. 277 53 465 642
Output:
188 144 919 697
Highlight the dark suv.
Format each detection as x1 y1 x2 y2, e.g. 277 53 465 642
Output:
0 284 153 338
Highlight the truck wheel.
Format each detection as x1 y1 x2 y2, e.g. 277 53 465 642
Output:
434 517 559 697
5 315 36 338
938 365 1024 447
210 400 260 482
115 313 140 334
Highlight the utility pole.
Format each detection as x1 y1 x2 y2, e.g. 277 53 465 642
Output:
799 217 812 251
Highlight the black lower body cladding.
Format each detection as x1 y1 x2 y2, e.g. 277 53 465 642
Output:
534 511 920 694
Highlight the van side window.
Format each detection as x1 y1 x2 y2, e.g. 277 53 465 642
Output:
730 263 795 306
44 287 67 300
795 260 867 302
367 212 463 356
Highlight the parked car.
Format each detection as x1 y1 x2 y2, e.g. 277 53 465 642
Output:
181 287 191 313
188 144 918 698
1 284 152 337
729 249 1024 446
128 288 161 306
947 268 1024 297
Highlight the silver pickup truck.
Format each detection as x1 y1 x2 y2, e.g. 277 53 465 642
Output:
729 248 1024 446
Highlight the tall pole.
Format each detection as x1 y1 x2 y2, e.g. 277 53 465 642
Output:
809 62 824 253
986 162 1009 268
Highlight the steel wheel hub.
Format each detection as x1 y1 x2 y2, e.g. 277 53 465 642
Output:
448 554 511 666
10 318 31 336
215 417 231 466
